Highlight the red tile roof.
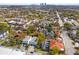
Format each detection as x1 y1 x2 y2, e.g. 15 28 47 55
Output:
50 39 64 51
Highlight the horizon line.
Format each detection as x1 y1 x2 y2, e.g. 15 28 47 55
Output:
0 4 79 6
0 3 79 5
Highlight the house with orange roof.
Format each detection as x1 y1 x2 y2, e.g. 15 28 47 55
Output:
50 39 64 52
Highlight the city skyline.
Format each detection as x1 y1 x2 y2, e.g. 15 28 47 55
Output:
0 0 79 5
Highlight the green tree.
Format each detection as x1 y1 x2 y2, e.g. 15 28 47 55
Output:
9 39 16 46
37 32 45 48
50 46 60 55
64 22 72 30
45 24 52 32
0 22 9 31
76 30 79 37
27 26 36 35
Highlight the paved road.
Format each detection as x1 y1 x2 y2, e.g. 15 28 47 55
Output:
56 11 64 27
61 31 76 55
56 11 76 55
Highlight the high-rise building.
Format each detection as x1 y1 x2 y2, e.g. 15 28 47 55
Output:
40 3 46 6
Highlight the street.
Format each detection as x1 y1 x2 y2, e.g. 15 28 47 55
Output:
56 10 76 55
61 31 76 55
56 11 64 27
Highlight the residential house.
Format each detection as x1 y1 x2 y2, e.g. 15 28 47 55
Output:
63 17 74 23
52 21 61 33
8 18 27 30
50 39 64 52
39 20 51 28
70 26 79 30
22 36 37 46
74 42 79 48
8 20 16 27
47 31 55 38
54 31 61 37
68 30 79 43
41 37 64 51
0 31 8 39
63 17 68 22
68 30 76 39
76 16 79 23
41 39 50 50
27 46 35 55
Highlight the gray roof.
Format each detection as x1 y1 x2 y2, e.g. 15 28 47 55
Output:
23 36 37 45
71 26 79 30
0 31 7 35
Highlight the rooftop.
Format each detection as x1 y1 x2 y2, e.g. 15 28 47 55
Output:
50 39 64 51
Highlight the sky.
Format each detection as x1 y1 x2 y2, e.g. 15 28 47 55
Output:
0 0 79 5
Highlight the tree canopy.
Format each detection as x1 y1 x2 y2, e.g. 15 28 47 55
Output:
64 22 72 30
45 24 52 32
37 32 45 48
27 26 36 35
50 46 60 55
0 22 9 31
76 30 79 37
